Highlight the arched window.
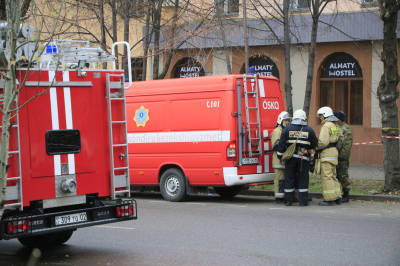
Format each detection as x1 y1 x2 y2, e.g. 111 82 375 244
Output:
173 57 205 78
319 53 363 125
241 56 280 79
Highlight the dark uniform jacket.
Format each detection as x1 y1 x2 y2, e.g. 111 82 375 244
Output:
277 124 318 159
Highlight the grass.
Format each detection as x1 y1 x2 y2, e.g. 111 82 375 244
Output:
251 174 385 195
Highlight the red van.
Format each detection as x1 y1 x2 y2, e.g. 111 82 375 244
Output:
126 74 285 201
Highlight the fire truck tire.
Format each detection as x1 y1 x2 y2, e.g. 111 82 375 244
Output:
160 168 188 202
54 230 74 245
213 186 242 198
18 232 59 248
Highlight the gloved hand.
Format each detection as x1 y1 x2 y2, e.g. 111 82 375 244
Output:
309 158 315 173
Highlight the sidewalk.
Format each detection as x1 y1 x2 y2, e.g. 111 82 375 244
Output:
235 164 400 202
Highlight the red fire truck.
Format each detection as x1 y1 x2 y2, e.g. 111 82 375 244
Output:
126 74 285 201
0 39 137 247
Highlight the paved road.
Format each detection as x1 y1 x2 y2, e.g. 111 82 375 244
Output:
1 193 400 266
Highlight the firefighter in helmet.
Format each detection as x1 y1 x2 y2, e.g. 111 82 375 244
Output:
277 109 318 206
316 106 342 206
271 111 291 204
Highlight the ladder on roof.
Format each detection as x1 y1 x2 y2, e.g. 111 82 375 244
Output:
243 74 262 157
106 73 130 199
3 96 23 210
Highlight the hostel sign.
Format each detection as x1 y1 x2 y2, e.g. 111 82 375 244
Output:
174 58 205 78
249 56 280 79
321 53 362 78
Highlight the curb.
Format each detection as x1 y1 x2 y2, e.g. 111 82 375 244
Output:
234 189 400 203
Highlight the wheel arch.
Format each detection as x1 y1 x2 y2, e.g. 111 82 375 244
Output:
158 164 184 184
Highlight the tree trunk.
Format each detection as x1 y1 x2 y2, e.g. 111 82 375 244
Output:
0 0 21 221
98 0 107 69
378 0 400 191
303 0 320 117
283 0 292 115
142 0 152 80
123 0 130 77
112 0 119 69
152 0 162 79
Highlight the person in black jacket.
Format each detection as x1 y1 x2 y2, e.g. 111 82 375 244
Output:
277 109 318 206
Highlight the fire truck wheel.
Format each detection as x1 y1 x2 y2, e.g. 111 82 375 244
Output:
54 230 74 245
18 232 59 248
160 168 188 202
213 186 242 198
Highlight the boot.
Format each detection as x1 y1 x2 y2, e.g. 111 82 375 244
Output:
274 198 285 204
285 201 293 206
319 201 335 206
335 198 341 205
341 191 350 203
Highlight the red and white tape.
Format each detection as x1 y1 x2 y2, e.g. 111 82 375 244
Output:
352 135 400 145
382 136 400 139
353 141 381 145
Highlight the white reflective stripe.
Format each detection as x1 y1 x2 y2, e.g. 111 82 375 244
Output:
62 72 75 175
275 193 284 197
277 151 283 156
264 142 269 151
50 88 59 129
284 189 294 192
287 140 311 145
49 71 61 176
292 154 309 161
128 131 230 143
68 154 75 174
298 189 308 192
263 130 268 137
258 79 265 97
272 164 285 169
264 155 269 173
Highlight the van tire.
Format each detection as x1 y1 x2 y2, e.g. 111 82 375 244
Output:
160 168 188 202
54 230 74 245
18 232 59 248
213 186 242 198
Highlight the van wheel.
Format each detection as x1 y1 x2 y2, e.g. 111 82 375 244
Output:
213 186 242 198
54 230 74 245
160 168 188 202
18 232 58 248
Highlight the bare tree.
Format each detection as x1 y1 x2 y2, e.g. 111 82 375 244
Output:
377 0 400 191
0 0 74 220
302 0 334 117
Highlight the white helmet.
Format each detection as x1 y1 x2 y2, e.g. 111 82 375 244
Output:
276 111 291 126
317 106 334 118
292 109 307 121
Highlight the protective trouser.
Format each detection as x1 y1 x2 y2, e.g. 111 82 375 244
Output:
273 168 285 198
284 157 309 205
321 162 342 201
336 159 350 193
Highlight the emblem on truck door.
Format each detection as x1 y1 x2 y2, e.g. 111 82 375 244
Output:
134 106 150 127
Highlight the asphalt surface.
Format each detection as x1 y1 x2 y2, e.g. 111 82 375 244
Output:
1 194 399 266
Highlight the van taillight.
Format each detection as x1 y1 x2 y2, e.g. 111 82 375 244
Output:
7 220 29 234
227 141 236 161
116 205 134 218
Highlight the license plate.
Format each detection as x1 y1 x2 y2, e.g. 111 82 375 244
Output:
55 212 87 226
242 158 259 165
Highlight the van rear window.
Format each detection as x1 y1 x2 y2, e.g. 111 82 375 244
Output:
45 130 81 155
